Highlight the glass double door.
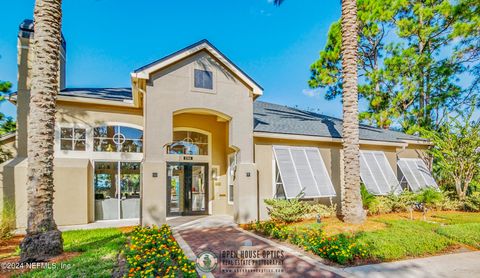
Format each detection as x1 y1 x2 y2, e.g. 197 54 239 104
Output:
94 161 141 220
167 163 208 216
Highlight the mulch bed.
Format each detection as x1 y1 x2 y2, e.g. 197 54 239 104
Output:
0 236 23 259
0 235 81 278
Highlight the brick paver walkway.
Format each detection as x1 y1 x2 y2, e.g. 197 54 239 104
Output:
178 226 343 277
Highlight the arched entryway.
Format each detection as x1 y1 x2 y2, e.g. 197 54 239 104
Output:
164 111 236 217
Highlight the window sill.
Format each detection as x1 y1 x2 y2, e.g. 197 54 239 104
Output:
191 87 216 95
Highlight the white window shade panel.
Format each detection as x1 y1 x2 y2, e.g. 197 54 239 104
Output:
360 151 402 195
305 148 336 196
398 158 438 192
360 152 383 195
273 147 302 198
273 146 336 199
374 152 403 194
397 159 422 192
290 148 321 197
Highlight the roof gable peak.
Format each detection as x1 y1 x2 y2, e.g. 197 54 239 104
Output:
131 39 262 96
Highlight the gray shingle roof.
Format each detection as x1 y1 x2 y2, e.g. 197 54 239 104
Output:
49 88 424 143
60 88 132 102
253 101 426 143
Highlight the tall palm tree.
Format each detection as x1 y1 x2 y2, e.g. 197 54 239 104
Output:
338 0 365 223
20 0 64 262
274 0 365 223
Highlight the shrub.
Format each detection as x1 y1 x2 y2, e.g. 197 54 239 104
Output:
361 187 464 215
416 188 444 209
0 200 15 240
432 191 463 211
464 192 480 212
360 184 376 210
246 221 367 265
124 225 196 277
361 185 394 215
388 191 416 212
367 197 393 215
264 198 309 223
304 202 337 219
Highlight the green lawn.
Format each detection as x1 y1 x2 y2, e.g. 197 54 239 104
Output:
259 212 480 263
17 228 127 278
349 212 480 261
437 223 480 248
431 212 480 224
355 220 454 261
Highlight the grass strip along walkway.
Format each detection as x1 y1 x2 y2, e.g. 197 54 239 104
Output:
17 228 127 277
245 212 480 265
6 225 196 277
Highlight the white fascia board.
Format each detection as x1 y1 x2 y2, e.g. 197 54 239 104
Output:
254 132 408 147
254 132 342 143
131 72 149 79
57 96 136 108
360 140 408 147
400 139 432 146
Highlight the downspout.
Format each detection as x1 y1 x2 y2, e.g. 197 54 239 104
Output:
257 170 260 221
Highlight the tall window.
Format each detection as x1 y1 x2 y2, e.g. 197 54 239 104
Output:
167 130 208 155
227 153 237 204
194 69 213 90
94 162 141 220
93 125 143 153
60 127 86 151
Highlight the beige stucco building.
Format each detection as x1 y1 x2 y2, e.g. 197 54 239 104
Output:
0 20 436 229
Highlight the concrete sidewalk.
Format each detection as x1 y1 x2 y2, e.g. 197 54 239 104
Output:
343 251 480 278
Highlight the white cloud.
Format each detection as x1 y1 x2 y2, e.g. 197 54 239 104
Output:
260 9 272 16
302 88 322 97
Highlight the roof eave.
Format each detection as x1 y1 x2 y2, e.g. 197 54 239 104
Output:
57 95 136 108
400 139 432 146
253 131 414 147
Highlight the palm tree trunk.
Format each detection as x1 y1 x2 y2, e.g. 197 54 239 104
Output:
20 0 63 263
340 0 366 224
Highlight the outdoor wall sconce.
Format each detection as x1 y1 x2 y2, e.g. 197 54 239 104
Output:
211 166 219 182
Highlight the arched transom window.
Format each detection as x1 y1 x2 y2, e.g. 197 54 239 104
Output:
167 130 208 155
93 125 143 153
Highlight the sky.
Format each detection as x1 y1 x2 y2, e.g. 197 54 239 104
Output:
0 0 346 120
